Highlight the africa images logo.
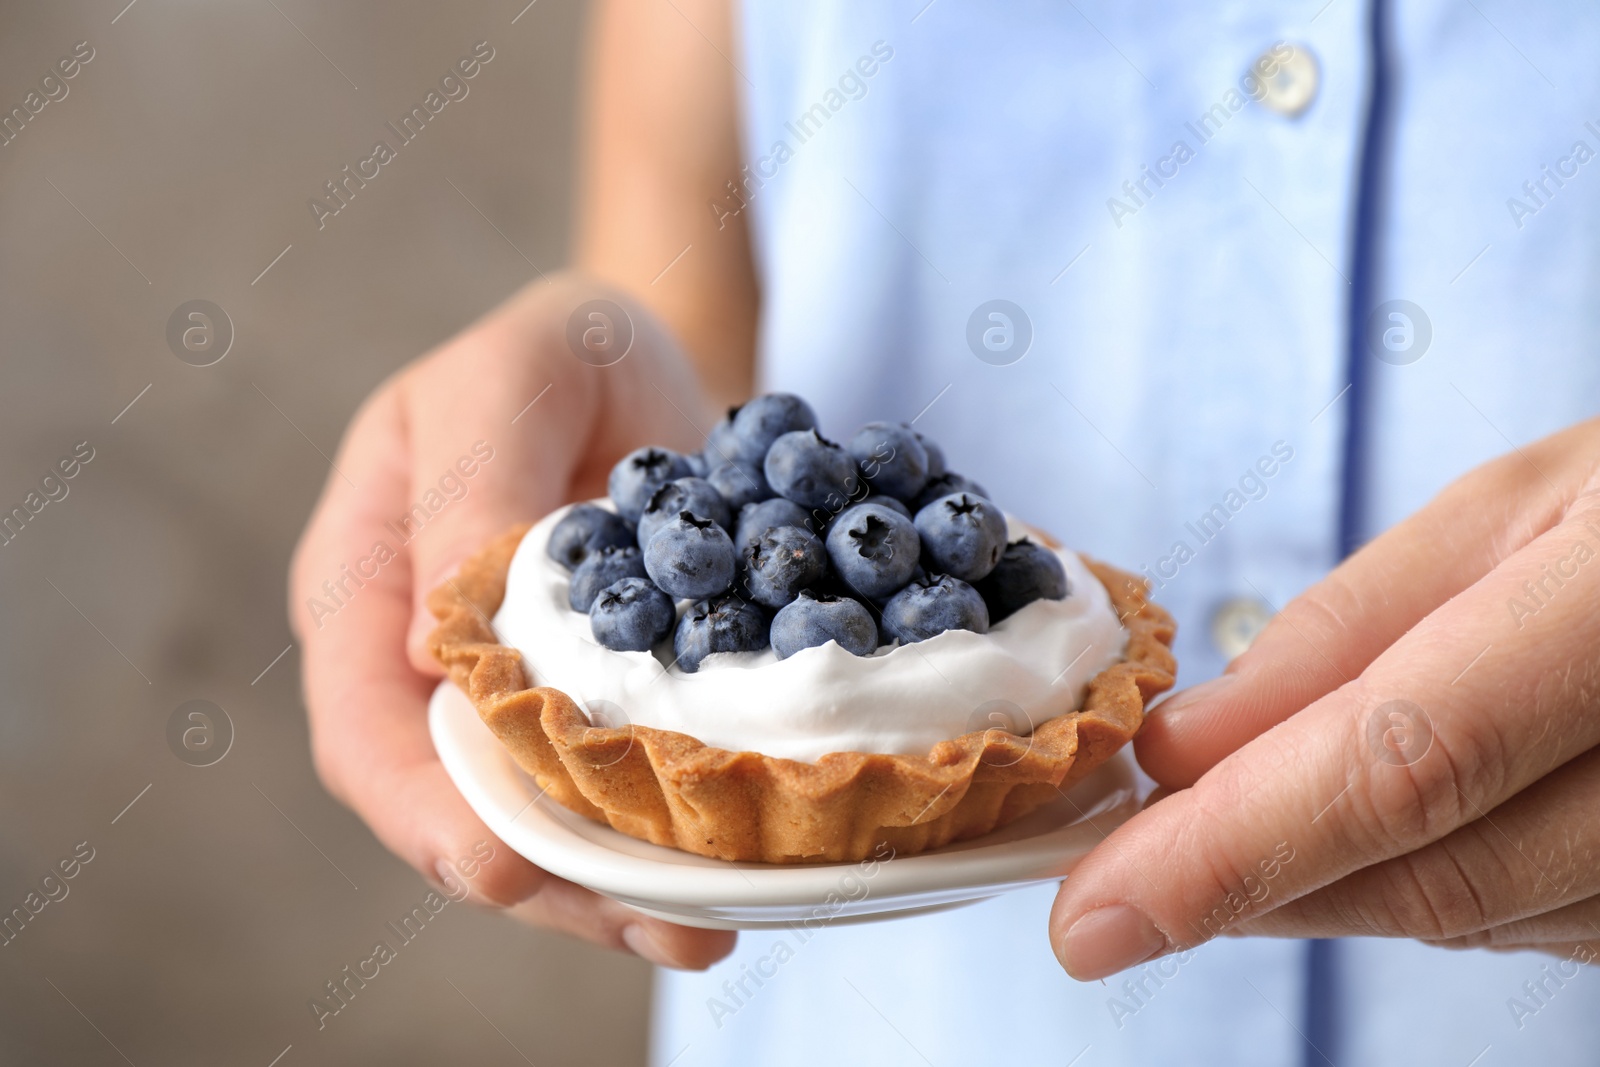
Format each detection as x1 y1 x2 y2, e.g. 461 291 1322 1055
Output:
1105 43 1298 229
0 40 95 151
306 42 495 230
708 41 894 230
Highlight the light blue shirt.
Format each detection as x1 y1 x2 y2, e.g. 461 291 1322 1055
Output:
657 2 1600 1063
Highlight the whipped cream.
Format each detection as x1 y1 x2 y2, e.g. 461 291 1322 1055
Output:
492 502 1128 763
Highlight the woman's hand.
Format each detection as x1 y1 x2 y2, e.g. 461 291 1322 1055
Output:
1050 418 1600 979
289 272 735 969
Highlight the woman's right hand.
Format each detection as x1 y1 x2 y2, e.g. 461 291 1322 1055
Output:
289 271 736 969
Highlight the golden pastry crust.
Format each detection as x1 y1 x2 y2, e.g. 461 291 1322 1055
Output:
429 523 1176 864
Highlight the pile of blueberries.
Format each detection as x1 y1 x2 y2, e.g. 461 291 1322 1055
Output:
546 393 1068 673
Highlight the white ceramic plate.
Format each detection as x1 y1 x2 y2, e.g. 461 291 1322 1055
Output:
429 681 1148 930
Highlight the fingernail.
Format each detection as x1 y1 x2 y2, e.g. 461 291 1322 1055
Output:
622 923 679 968
1058 905 1167 981
1152 674 1237 721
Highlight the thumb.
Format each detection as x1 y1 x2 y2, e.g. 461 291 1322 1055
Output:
397 319 598 675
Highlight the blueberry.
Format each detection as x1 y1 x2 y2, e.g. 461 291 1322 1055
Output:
643 511 737 600
859 493 912 520
637 477 731 549
684 451 711 478
911 472 991 513
707 460 771 512
742 526 828 608
731 393 817 463
824 502 921 600
976 539 1070 623
882 574 990 644
764 429 861 509
608 447 695 523
705 405 744 465
914 493 1007 582
569 545 648 612
771 590 878 659
784 487 871 541
589 577 677 651
848 422 929 502
546 503 636 570
734 497 813 553
914 431 947 480
673 594 770 673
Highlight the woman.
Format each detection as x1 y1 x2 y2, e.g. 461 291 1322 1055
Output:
292 1 1600 1062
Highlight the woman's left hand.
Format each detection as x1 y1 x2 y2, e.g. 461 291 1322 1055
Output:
1049 418 1600 980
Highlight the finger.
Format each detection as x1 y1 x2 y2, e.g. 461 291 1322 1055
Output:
1417 903 1600 951
507 876 737 970
1426 927 1600 960
292 384 547 906
1050 497 1600 980
1229 745 1600 942
1137 427 1597 789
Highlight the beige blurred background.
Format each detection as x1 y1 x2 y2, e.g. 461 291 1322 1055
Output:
0 1 657 1063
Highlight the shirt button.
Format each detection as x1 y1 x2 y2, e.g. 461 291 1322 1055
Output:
1210 597 1274 660
1252 42 1319 118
